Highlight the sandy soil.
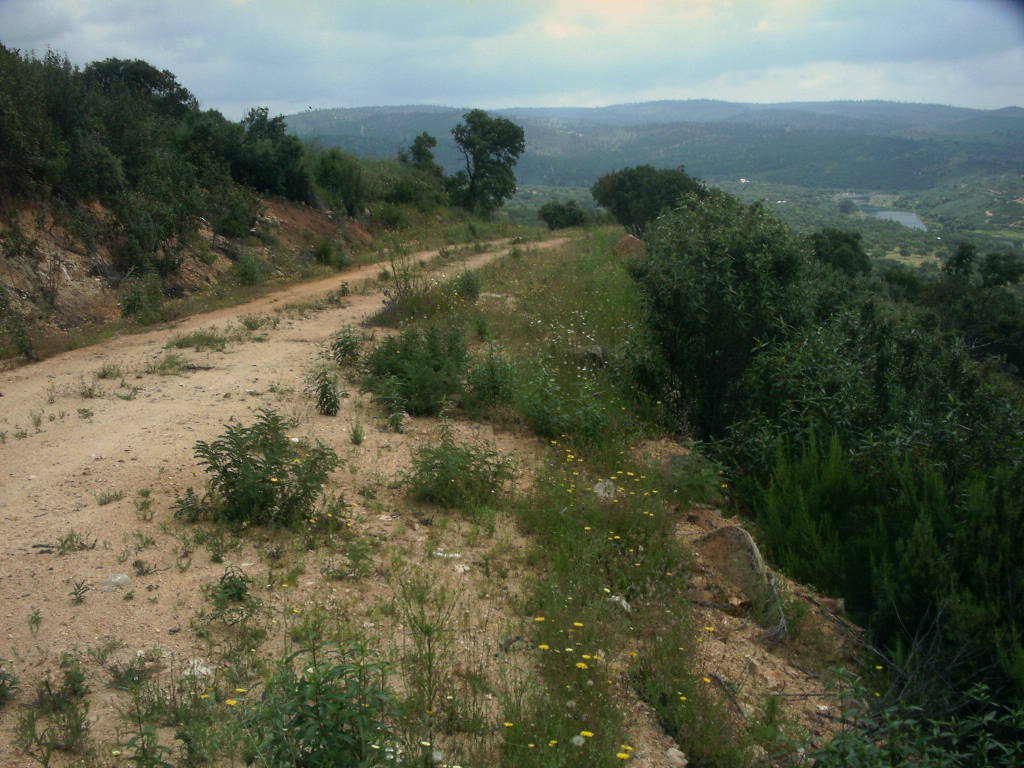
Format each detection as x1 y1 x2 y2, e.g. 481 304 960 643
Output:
0 238 568 766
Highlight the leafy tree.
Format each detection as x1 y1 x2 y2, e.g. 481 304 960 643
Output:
231 107 314 203
590 165 704 236
83 58 197 117
980 251 1024 288
448 110 525 215
398 132 444 178
538 200 586 229
837 197 857 214
810 228 871 276
942 241 977 278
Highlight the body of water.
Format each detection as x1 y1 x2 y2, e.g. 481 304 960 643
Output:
870 210 928 231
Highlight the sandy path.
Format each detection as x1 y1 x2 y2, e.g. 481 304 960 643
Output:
0 237 566 762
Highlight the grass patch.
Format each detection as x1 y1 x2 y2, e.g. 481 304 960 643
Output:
405 425 513 509
165 327 230 352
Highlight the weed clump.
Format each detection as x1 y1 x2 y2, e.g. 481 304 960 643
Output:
329 326 362 366
363 324 467 417
175 409 340 527
308 366 342 416
406 426 513 509
463 346 517 415
244 643 394 767
0 660 17 708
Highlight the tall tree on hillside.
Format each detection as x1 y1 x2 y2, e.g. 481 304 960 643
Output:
449 110 525 215
84 58 198 117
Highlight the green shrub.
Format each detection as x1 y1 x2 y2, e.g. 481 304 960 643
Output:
175 409 340 527
309 366 341 416
538 200 586 230
363 325 467 416
631 188 812 437
406 428 513 509
313 237 348 270
120 272 165 324
244 643 394 768
371 201 408 230
0 659 17 708
463 346 517 414
233 251 270 286
0 284 36 359
450 269 481 301
805 678 1024 767
329 327 362 365
515 366 618 447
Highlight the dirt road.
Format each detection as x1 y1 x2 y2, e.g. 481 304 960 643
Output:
0 237 566 761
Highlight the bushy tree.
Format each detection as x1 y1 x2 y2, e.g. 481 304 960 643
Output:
314 148 366 215
398 131 444 178
590 165 704 235
629 188 812 436
538 200 586 229
83 58 198 117
811 227 871 276
448 110 525 215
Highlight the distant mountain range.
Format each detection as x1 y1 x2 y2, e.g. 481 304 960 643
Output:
285 99 1024 191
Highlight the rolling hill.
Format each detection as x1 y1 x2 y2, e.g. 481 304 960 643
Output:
285 99 1024 191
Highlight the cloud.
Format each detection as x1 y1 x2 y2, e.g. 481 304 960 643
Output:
0 0 1021 115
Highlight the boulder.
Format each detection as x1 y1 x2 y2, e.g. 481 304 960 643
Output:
697 525 767 600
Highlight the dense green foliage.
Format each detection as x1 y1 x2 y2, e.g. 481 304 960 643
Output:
245 643 394 768
631 185 1024 717
807 679 1024 767
590 165 704 235
811 227 871 276
362 325 468 417
405 427 513 509
448 110 525 215
629 188 811 436
0 47 311 277
537 199 586 229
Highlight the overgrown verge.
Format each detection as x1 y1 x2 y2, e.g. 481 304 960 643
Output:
628 185 1024 754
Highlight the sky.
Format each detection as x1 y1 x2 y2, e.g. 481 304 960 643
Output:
1 0 1022 119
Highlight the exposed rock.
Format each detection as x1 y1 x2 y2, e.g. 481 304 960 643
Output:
697 526 767 601
609 594 632 613
696 525 787 642
184 659 213 679
101 573 131 588
666 747 689 767
593 479 616 501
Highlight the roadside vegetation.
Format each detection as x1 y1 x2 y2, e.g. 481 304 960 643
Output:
3 42 1023 768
